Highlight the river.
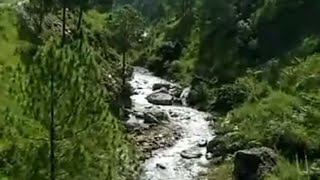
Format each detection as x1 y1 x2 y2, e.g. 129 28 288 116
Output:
129 67 214 180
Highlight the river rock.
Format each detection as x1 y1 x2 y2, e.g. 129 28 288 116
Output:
205 152 213 160
134 111 144 119
124 121 140 131
146 92 173 105
152 83 171 91
169 85 183 98
144 113 161 124
207 132 245 158
143 107 169 124
154 87 169 94
169 110 180 118
204 114 218 122
172 97 182 105
198 170 208 176
180 87 191 106
156 163 166 169
233 147 278 180
180 149 202 159
198 139 208 147
206 136 227 158
198 158 211 167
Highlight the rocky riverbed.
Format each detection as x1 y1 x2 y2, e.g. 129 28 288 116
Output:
126 67 214 180
125 67 285 180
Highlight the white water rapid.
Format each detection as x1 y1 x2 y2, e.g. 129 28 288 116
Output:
129 67 213 180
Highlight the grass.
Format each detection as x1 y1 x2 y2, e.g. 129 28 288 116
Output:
0 8 20 66
206 157 307 180
266 157 307 180
0 7 23 113
208 161 233 180
209 54 320 179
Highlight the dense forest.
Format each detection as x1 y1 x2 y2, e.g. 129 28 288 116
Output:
1 0 320 179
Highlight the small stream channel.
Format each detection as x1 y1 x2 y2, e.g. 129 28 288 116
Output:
129 67 214 180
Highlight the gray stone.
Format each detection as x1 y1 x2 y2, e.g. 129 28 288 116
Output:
233 147 278 180
169 85 183 98
154 87 169 94
169 110 180 118
206 152 213 160
206 132 243 158
143 107 169 124
156 163 166 169
198 170 208 176
172 97 182 105
152 83 171 91
146 92 173 105
205 114 218 122
198 139 208 147
134 111 144 119
124 121 140 131
143 113 161 124
180 150 202 159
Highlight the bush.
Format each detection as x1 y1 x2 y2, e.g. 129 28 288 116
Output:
266 157 307 180
210 83 247 113
224 54 320 160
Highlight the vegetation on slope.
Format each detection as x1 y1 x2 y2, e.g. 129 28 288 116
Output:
0 1 144 179
127 0 320 178
2 0 320 179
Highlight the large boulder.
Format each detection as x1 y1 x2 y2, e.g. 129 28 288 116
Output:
143 107 169 124
206 132 248 158
206 135 228 158
233 147 278 180
146 92 173 105
152 83 183 98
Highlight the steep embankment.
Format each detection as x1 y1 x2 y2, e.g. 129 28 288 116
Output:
131 0 320 179
0 3 140 179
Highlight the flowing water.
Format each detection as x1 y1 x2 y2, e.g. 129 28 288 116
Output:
129 67 213 180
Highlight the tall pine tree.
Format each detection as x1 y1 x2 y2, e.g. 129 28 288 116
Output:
6 36 139 180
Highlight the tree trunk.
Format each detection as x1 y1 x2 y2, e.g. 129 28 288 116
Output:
122 51 126 89
182 0 186 16
38 0 44 33
61 0 67 45
50 72 56 180
77 6 83 30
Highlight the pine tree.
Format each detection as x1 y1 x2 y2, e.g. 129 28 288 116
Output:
76 0 114 30
107 5 144 89
6 36 139 180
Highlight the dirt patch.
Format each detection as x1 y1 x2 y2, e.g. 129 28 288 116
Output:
129 123 182 161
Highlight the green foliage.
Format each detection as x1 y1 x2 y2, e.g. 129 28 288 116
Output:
222 54 320 161
0 8 22 66
208 160 233 180
0 7 30 119
0 1 144 180
175 30 199 85
106 5 145 53
266 157 307 180
2 37 139 179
